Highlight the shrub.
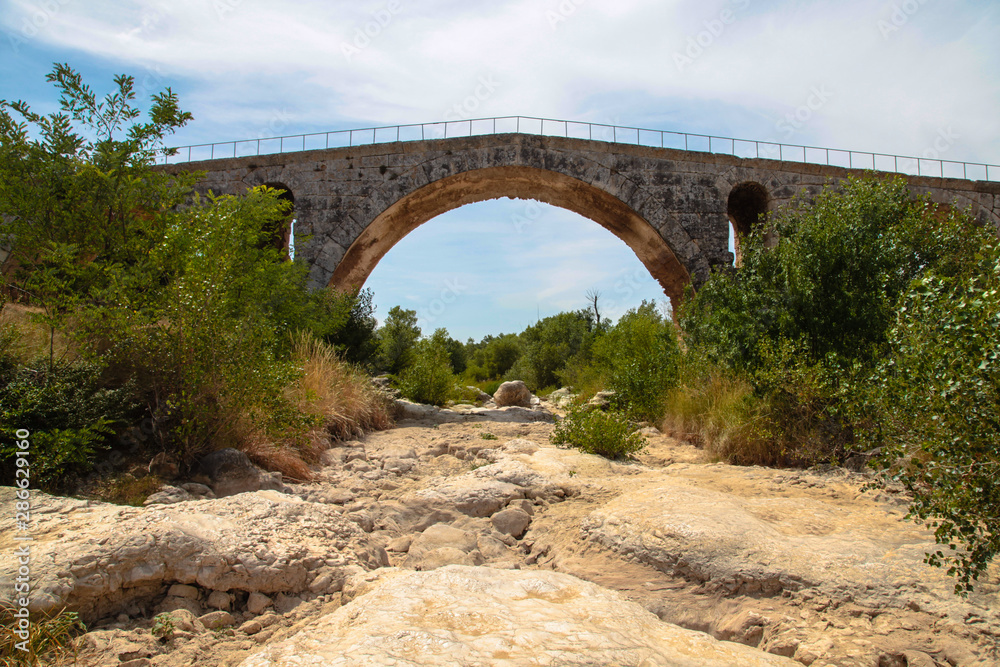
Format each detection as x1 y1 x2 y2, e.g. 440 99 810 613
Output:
550 406 647 459
592 302 679 422
853 232 1000 593
0 358 137 492
397 333 455 406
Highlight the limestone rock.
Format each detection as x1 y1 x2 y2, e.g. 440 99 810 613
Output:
148 452 179 479
394 399 441 420
199 610 235 629
412 476 524 517
193 448 270 497
168 583 201 600
581 476 990 609
490 508 532 538
587 390 615 411
247 592 273 615
207 590 233 611
0 488 367 623
238 566 800 667
143 485 194 506
493 380 532 407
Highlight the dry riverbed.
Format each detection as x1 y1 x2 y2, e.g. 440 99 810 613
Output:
2 400 998 666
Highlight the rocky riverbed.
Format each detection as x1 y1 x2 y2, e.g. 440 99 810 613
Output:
2 398 998 666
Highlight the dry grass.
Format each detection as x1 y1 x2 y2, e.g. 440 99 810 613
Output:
238 333 394 481
0 605 85 666
661 372 777 465
287 332 394 440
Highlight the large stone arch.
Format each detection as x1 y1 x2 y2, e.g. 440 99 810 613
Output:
330 165 692 304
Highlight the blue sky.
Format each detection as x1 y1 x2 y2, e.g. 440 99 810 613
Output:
2 0 998 340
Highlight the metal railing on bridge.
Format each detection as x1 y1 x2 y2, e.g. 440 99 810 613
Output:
158 115 998 182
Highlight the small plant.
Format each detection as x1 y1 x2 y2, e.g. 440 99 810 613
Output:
151 613 175 641
0 605 86 666
480 432 498 440
92 473 165 506
550 406 647 459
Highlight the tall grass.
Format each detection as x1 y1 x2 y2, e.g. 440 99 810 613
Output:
661 371 773 463
0 605 85 666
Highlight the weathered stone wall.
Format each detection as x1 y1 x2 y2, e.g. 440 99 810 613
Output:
159 134 1000 304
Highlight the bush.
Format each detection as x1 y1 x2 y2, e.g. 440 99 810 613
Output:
550 406 647 459
592 302 679 422
853 231 1000 593
397 333 455 406
0 358 137 492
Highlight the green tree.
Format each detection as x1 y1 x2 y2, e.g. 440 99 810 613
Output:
0 62 196 279
377 306 421 374
855 224 1000 593
593 301 679 422
397 329 455 406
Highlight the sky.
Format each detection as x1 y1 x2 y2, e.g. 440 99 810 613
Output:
2 0 998 340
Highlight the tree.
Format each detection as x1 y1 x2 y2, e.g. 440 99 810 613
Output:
377 306 421 374
856 221 1000 593
0 62 196 279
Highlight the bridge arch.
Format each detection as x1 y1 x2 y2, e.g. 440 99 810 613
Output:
329 165 692 305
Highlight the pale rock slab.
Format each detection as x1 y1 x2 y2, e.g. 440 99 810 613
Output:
0 488 367 623
238 566 800 667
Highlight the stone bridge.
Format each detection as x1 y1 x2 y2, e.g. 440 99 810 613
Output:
160 133 1000 305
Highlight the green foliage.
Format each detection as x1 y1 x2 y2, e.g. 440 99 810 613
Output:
592 302 679 422
682 177 934 372
377 306 421 374
0 358 137 492
550 405 647 459
507 311 595 390
397 331 455 406
854 228 1000 593
0 605 86 666
464 334 521 382
151 613 175 640
673 174 998 591
321 288 380 368
480 432 498 440
0 62 196 283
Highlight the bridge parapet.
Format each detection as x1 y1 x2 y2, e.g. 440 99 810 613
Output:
158 132 1000 306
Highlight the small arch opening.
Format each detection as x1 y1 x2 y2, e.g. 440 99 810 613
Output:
727 182 769 266
262 182 295 255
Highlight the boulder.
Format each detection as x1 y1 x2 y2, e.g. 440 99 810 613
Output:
193 448 270 498
493 380 533 407
143 486 194 506
490 508 532 539
586 390 615 411
393 399 439 420
237 566 800 667
199 610 235 629
247 592 273 615
148 452 179 479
